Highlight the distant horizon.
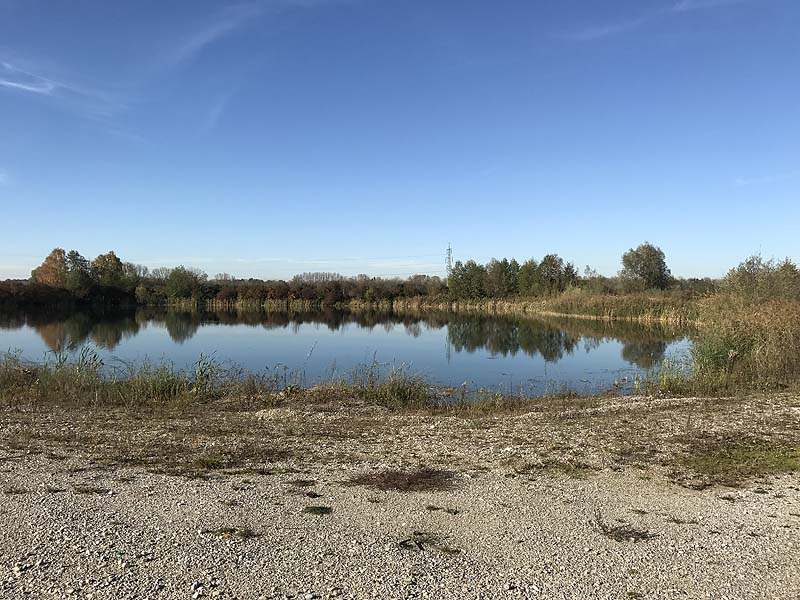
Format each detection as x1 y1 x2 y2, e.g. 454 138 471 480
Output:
2 1 798 280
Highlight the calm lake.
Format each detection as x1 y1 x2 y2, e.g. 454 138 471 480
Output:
0 308 692 395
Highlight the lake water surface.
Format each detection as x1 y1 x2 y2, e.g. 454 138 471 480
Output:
0 308 692 395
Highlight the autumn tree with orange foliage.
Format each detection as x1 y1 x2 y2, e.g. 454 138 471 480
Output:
31 248 68 287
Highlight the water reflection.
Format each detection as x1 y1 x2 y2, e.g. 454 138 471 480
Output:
0 307 687 370
0 309 141 353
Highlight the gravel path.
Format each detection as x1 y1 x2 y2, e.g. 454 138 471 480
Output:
2 452 799 599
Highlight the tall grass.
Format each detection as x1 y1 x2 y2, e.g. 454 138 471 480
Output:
693 296 800 388
0 351 596 415
346 361 430 409
643 295 800 394
0 352 436 411
0 350 287 410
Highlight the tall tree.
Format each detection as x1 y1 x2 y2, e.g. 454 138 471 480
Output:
447 260 487 299
31 248 68 287
65 250 93 294
165 266 207 299
91 251 125 287
538 254 566 295
621 242 671 290
120 262 146 292
518 258 540 296
484 258 520 297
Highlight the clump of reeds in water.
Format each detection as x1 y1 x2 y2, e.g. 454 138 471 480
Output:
643 295 800 394
692 296 800 389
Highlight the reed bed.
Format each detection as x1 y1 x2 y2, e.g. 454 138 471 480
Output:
205 298 321 312
638 296 800 395
348 290 699 326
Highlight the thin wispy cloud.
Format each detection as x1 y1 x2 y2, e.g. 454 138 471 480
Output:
135 257 216 265
168 2 267 67
0 61 61 95
202 90 238 133
734 171 798 187
673 0 748 12
561 16 650 42
0 60 125 119
562 0 756 42
1 1 341 143
167 0 343 67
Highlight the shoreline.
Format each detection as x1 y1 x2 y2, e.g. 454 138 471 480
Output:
194 297 700 326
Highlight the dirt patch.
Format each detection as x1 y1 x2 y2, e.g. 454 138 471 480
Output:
347 467 458 492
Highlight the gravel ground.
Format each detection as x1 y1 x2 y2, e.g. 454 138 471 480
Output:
1 392 799 599
1 451 799 600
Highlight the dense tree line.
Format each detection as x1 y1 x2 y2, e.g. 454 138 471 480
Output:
0 248 450 307
2 243 797 308
447 254 582 299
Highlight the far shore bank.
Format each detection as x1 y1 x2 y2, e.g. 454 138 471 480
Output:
191 294 700 326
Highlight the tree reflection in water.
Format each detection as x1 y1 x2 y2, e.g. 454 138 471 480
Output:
0 307 686 368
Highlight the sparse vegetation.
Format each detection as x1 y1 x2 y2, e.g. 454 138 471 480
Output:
678 437 800 488
0 359 797 492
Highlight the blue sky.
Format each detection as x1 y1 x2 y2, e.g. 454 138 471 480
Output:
1 0 798 280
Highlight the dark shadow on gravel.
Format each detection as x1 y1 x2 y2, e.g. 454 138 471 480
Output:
425 504 460 515
72 484 111 495
290 478 317 487
303 505 333 515
200 526 260 539
592 509 657 542
399 531 461 554
346 466 458 492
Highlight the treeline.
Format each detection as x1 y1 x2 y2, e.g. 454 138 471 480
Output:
423 243 718 299
0 247 450 307
0 249 143 307
1 243 799 309
135 270 449 305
